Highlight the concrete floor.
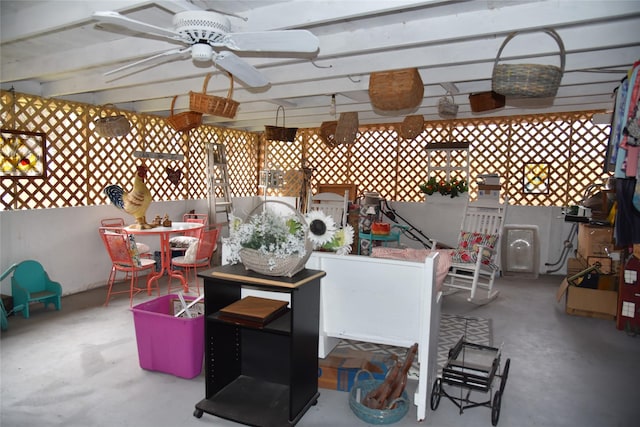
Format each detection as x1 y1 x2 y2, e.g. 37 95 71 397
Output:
1 273 638 427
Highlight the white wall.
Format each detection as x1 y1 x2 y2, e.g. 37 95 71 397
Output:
0 196 574 298
382 195 574 277
0 200 207 297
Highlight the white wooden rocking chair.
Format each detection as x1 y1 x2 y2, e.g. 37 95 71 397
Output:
308 190 349 226
433 198 508 304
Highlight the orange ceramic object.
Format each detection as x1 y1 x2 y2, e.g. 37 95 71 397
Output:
371 222 391 235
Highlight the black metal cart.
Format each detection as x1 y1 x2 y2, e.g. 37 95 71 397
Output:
430 336 510 426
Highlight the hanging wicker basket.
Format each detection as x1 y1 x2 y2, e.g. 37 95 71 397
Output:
238 200 313 277
94 104 131 138
167 96 202 132
369 68 424 111
469 91 506 112
438 93 459 118
492 29 565 98
189 73 239 118
399 115 424 139
320 121 338 148
335 112 359 145
264 106 298 142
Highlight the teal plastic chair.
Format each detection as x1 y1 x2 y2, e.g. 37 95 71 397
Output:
10 260 62 319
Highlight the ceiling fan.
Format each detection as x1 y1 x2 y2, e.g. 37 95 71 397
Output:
92 9 320 88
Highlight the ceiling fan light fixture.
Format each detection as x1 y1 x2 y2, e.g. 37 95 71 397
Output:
192 43 214 62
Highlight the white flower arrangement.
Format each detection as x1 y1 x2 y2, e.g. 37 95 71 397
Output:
225 207 355 268
225 209 308 266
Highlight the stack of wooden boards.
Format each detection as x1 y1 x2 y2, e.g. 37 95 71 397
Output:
218 296 289 327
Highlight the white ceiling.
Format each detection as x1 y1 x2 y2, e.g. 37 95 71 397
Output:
1 0 639 132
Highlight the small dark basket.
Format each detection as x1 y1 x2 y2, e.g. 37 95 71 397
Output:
349 370 410 425
264 106 298 142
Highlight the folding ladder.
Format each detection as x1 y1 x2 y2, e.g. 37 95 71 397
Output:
207 143 233 229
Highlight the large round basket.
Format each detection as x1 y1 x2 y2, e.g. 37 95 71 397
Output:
349 370 410 425
94 104 131 138
492 29 565 98
238 200 312 277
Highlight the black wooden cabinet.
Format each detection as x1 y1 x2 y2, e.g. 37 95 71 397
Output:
194 264 325 426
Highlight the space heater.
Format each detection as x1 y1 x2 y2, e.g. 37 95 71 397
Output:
501 225 540 279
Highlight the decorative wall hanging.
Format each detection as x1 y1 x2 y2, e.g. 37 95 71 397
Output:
167 95 202 132
264 106 298 142
335 112 359 145
1 129 46 178
320 121 338 148
369 68 424 111
166 167 182 186
94 104 131 138
189 72 239 119
399 115 424 139
524 163 549 194
492 29 565 98
469 91 506 112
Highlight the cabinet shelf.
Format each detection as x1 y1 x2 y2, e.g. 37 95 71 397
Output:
196 375 298 427
195 265 325 426
209 309 291 335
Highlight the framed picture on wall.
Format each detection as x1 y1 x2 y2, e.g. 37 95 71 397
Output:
523 163 549 194
1 129 47 179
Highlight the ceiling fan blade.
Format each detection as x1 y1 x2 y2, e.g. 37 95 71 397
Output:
104 48 191 76
224 30 319 54
92 11 187 42
215 51 269 88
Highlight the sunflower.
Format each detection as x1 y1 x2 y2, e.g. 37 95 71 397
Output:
305 210 337 247
324 224 355 255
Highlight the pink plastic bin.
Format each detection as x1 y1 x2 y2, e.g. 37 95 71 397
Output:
132 294 204 379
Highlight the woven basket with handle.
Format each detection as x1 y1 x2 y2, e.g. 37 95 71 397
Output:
238 200 312 277
189 73 239 118
167 96 202 132
264 106 298 142
438 93 459 118
492 29 565 98
94 104 131 138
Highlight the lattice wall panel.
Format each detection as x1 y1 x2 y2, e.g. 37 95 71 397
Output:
0 90 256 210
225 130 259 197
261 135 303 196
2 90 611 211
306 131 352 192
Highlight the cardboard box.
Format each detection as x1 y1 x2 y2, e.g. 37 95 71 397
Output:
577 224 614 259
318 348 397 392
557 278 618 319
566 257 587 276
477 184 500 200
